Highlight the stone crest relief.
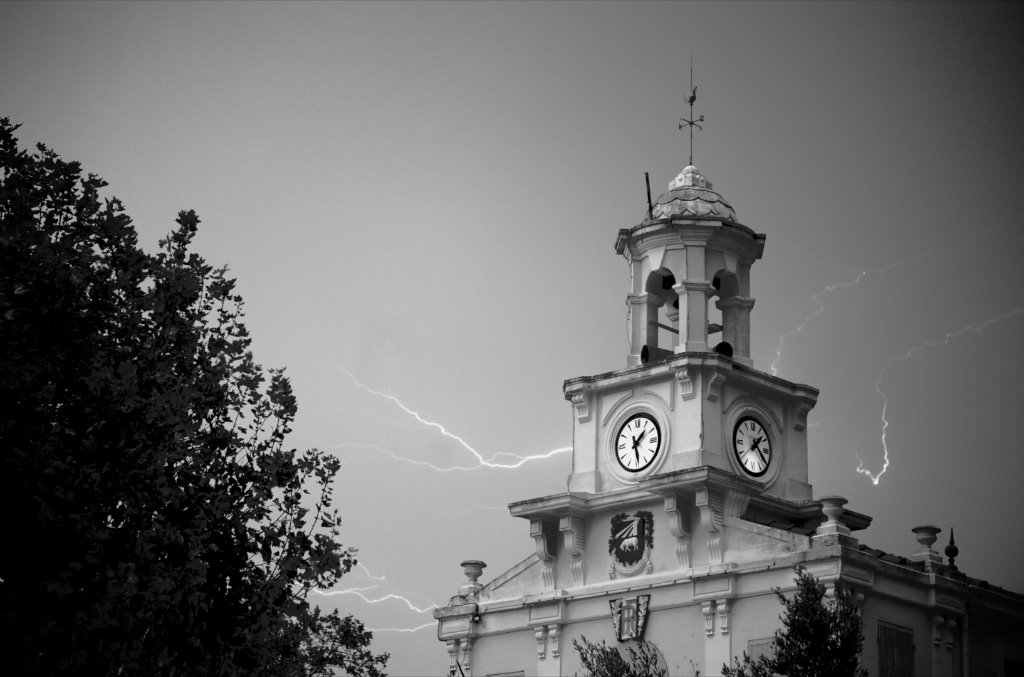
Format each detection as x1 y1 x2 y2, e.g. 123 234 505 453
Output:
609 594 651 642
608 510 654 578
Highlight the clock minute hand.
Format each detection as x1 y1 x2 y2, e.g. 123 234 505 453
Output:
751 437 768 465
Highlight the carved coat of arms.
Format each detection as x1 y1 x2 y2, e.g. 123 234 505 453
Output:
608 511 653 578
609 594 651 642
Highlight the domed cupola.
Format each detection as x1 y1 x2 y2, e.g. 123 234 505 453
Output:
648 165 736 222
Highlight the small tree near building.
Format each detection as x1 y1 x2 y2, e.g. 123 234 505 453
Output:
722 567 868 677
573 635 667 677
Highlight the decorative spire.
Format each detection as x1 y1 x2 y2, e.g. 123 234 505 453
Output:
678 54 704 166
945 528 959 571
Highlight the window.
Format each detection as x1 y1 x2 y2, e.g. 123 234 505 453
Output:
878 621 914 677
747 637 773 661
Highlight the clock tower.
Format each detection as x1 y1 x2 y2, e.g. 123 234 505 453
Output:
436 145 1024 677
562 163 817 503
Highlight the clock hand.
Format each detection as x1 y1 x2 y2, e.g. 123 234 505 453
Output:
751 437 768 465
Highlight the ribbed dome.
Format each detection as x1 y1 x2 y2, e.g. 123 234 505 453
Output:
648 165 736 221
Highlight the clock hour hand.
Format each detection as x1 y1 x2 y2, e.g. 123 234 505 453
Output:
751 437 768 465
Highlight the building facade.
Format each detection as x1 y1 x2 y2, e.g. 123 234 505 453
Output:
434 164 1024 677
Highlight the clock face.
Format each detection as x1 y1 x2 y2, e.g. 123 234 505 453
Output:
733 416 771 477
615 413 661 473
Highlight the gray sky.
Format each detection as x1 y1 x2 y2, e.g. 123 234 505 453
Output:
4 2 1023 673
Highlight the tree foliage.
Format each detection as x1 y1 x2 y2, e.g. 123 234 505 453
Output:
0 118 387 676
573 634 667 677
722 567 867 677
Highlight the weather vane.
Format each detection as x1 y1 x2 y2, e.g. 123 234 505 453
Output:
678 54 704 166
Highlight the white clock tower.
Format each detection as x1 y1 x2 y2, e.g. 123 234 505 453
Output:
562 163 817 503
434 155 1021 677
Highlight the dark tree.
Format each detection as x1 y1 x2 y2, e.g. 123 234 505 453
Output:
573 635 667 677
0 118 388 676
722 567 868 677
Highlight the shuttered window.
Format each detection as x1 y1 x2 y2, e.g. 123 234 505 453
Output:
878 621 914 677
747 638 773 662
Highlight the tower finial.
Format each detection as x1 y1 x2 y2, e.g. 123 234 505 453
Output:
678 53 704 166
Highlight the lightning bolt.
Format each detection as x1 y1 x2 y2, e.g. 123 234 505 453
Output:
311 587 438 614
856 307 1024 484
331 363 571 470
771 270 870 376
369 622 435 633
770 247 941 376
311 560 440 633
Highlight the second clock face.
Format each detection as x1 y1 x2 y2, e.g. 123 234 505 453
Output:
615 413 661 473
733 416 771 477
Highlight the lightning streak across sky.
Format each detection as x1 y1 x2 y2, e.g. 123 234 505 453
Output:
311 562 440 633
770 246 942 376
856 307 1024 485
332 363 571 471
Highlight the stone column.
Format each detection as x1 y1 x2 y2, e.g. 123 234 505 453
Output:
716 296 755 365
675 280 713 353
643 293 665 354
626 294 646 366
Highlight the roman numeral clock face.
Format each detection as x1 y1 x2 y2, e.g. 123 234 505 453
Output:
616 413 661 473
733 416 771 477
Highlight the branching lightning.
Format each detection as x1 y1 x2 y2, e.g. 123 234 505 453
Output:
311 561 440 633
770 270 870 376
312 587 437 614
331 364 571 471
770 247 940 376
856 307 1024 485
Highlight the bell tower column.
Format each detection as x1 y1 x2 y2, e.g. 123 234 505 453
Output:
675 241 713 353
717 296 755 366
626 293 646 367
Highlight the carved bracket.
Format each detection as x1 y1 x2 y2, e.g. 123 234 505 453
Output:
675 366 696 401
696 486 724 565
459 638 473 676
794 402 812 431
664 493 691 568
547 623 562 658
724 489 750 519
531 518 558 589
717 599 731 635
569 390 591 423
446 639 460 677
534 625 547 659
932 616 945 647
706 373 725 402
701 600 715 636
560 515 586 586
695 485 723 532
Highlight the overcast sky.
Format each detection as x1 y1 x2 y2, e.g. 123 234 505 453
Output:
4 2 1023 674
